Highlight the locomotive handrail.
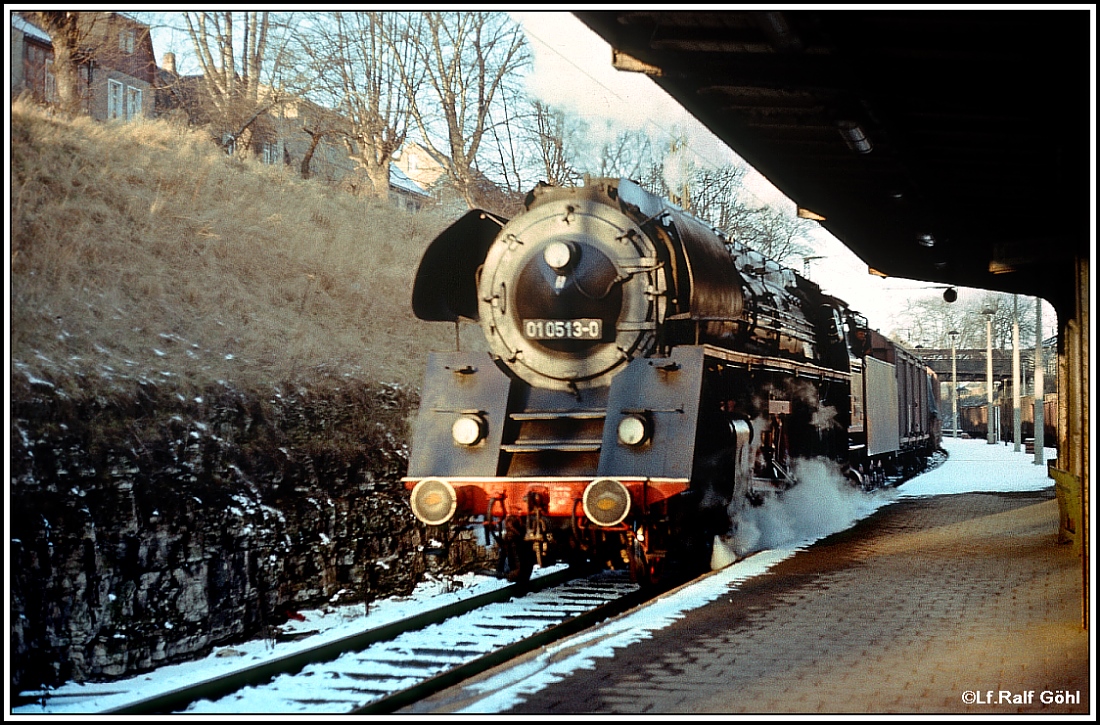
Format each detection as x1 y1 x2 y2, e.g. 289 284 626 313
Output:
501 442 603 453
615 320 658 331
509 410 605 420
510 413 607 424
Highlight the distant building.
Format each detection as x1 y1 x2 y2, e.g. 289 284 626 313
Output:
157 78 434 210
393 140 519 216
10 12 433 212
392 141 450 191
10 12 156 121
388 164 433 213
253 98 434 211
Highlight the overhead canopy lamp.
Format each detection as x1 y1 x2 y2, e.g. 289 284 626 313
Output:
918 233 936 248
837 120 872 154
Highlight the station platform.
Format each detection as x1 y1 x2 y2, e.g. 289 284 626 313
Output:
407 441 1093 716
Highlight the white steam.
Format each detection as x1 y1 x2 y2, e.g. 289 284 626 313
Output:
712 457 897 570
730 383 870 563
662 143 695 200
788 379 841 432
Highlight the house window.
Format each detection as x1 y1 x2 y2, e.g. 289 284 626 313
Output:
107 79 124 119
261 142 279 165
126 86 142 119
108 79 142 120
119 28 135 54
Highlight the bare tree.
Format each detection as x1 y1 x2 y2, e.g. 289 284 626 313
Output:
24 13 93 115
523 101 584 186
395 12 529 209
293 12 421 198
977 293 1036 351
891 291 1036 350
690 164 749 232
586 123 659 182
298 115 346 180
723 202 815 266
183 12 297 154
483 76 532 209
892 296 974 349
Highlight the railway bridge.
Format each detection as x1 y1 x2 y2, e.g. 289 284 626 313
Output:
914 348 1031 383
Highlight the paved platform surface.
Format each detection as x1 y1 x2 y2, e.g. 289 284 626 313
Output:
408 489 1092 715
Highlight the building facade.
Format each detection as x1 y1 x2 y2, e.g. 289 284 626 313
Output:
11 12 156 121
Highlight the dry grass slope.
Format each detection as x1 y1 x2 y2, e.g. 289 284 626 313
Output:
9 99 487 395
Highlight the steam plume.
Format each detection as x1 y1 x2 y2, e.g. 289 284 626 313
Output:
712 457 895 569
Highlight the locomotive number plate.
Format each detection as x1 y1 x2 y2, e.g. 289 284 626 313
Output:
523 318 602 340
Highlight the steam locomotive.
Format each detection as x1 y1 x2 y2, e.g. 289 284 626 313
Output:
404 177 940 584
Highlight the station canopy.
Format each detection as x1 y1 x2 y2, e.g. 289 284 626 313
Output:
575 10 1092 324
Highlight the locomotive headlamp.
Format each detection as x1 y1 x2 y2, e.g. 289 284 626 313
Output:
582 478 631 527
543 241 574 270
617 414 651 447
410 478 459 526
451 414 486 446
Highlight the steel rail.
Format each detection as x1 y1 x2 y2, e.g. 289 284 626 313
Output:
103 566 581 715
352 580 655 714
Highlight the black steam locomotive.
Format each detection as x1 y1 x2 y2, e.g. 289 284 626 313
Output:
404 177 940 584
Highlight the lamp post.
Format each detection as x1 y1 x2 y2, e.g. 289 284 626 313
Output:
1033 297 1045 465
1012 295 1021 452
983 306 996 444
948 330 959 438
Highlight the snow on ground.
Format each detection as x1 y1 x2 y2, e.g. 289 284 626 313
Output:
898 435 1057 498
11 437 1057 717
10 566 568 717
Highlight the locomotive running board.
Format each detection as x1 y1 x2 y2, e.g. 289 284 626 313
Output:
701 344 849 383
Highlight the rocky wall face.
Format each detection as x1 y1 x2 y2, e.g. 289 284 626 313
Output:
9 379 432 691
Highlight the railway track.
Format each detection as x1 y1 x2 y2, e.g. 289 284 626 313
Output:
99 566 650 715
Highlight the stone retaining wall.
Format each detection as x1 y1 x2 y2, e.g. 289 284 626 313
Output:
9 378 433 690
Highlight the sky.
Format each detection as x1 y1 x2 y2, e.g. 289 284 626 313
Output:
10 436 1063 717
